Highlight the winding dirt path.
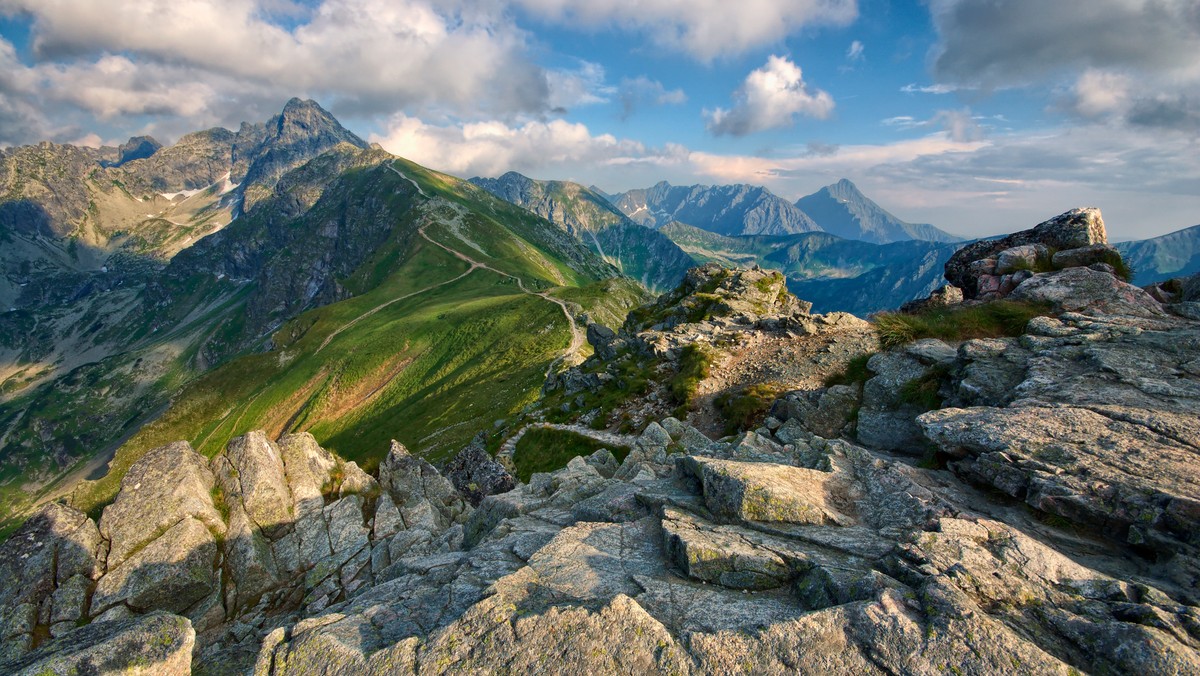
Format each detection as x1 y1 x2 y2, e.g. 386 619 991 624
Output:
384 164 583 375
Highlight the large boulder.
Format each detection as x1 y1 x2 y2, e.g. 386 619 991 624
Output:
99 441 225 571
945 207 1108 299
678 456 854 525
1010 266 1165 318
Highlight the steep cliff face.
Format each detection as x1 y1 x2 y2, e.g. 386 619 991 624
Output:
470 172 694 293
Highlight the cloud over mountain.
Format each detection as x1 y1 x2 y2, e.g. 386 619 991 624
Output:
706 55 834 136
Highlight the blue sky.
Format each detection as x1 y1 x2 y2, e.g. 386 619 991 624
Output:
1 0 1198 239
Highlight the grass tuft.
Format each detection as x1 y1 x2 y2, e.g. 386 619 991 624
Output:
874 300 1053 350
823 353 874 388
669 344 715 407
512 427 630 482
897 364 951 411
714 382 786 435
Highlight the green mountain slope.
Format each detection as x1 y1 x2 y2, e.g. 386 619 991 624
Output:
469 172 694 292
0 112 643 534
64 157 644 518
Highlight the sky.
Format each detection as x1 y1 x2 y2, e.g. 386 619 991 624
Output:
0 0 1198 240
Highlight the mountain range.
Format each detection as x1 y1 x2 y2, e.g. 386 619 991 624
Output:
0 100 642 534
1116 223 1200 286
467 172 693 293
3 99 1200 539
794 178 960 244
595 177 960 244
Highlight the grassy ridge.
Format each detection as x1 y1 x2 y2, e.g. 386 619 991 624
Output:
67 161 638 516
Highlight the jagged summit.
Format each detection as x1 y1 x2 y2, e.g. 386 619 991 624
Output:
795 178 960 244
608 180 822 235
234 98 370 212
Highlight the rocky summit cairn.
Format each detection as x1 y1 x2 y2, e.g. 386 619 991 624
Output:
1 211 1199 673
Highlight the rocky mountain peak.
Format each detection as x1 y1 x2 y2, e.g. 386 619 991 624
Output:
824 177 862 200
796 178 959 244
234 99 370 212
113 135 162 166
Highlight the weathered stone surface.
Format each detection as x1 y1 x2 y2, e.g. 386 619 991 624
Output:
920 405 1200 559
379 441 472 532
996 243 1051 274
214 432 295 540
679 456 853 525
100 441 225 570
0 612 194 676
1011 266 1165 317
277 433 339 516
856 350 929 453
92 516 219 616
0 503 101 660
946 207 1108 298
443 438 515 507
1051 243 1120 270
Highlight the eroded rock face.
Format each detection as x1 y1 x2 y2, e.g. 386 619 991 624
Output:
0 611 194 676
443 438 516 507
100 441 226 571
0 503 102 660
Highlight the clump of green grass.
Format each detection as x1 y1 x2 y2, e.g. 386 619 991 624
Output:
543 354 654 428
512 427 630 482
874 300 1053 349
714 382 786 435
897 364 951 411
1093 248 1135 283
754 272 784 294
823 353 875 388
670 344 715 407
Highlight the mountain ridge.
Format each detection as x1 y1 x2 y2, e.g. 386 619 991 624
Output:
468 171 693 292
795 178 961 244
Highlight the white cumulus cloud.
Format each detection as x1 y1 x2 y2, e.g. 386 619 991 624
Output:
370 114 684 179
706 55 834 137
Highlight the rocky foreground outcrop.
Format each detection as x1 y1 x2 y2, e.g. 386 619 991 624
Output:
2 210 1199 673
4 323 1199 675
